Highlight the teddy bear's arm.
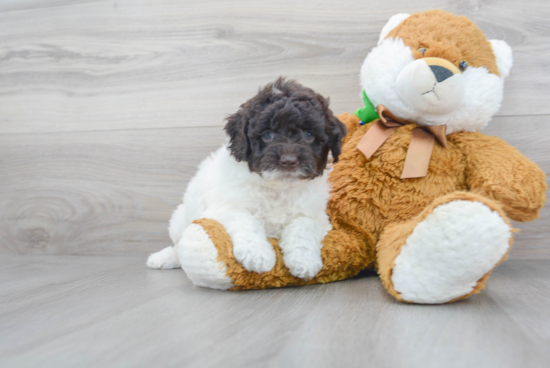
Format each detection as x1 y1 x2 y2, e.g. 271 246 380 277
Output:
336 113 362 145
461 133 547 222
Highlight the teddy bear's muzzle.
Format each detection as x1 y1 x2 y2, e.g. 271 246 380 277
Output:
396 57 465 115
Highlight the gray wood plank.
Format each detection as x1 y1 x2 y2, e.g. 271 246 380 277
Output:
0 255 192 358
0 114 548 257
0 0 549 134
0 0 100 12
0 254 320 366
1 1 549 365
0 0 548 258
1 255 549 367
0 126 226 255
488 260 550 354
0 256 140 313
270 277 550 368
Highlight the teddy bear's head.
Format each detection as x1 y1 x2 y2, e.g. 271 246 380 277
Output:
360 10 513 133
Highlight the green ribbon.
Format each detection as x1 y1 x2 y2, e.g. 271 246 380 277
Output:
354 90 379 124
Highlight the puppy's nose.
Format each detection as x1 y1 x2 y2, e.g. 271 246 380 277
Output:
280 154 298 169
429 65 454 83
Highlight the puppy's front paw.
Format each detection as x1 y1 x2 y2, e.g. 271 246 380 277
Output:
284 249 323 280
233 239 276 274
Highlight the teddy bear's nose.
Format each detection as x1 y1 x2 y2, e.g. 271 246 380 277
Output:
430 65 454 83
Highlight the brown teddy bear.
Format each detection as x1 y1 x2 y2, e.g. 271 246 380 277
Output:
172 10 547 304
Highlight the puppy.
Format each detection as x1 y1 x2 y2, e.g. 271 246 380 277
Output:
147 78 346 280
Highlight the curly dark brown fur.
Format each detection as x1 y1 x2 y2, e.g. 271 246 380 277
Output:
224 77 346 180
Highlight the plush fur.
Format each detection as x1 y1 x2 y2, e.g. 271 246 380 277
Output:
361 10 510 133
147 78 346 281
391 199 511 303
159 10 547 304
177 223 233 290
196 114 543 295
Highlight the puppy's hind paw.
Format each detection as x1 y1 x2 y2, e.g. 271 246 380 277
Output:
233 241 277 274
146 246 181 269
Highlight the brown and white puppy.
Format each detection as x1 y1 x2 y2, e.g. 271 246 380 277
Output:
147 78 346 283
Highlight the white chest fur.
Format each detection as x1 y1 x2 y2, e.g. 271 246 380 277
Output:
182 145 331 239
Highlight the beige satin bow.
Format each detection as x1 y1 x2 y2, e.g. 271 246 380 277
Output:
356 105 448 179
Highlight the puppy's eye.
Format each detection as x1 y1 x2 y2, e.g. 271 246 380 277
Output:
262 130 274 141
304 131 314 142
459 60 469 72
418 47 428 56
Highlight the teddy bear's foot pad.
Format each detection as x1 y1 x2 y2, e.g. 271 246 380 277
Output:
391 200 511 304
177 223 234 290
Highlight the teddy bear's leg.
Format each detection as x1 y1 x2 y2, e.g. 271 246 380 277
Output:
377 191 514 304
176 221 234 290
177 218 370 290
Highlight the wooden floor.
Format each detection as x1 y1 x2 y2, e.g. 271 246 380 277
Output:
1 0 550 367
1 255 549 368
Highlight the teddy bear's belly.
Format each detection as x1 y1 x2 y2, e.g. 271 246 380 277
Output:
328 125 467 251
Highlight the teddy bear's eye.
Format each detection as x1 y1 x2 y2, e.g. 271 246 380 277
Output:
459 61 469 72
418 47 428 56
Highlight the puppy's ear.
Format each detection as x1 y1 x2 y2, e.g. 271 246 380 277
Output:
224 106 250 162
316 93 347 163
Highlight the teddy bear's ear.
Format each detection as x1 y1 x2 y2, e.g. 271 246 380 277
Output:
378 13 410 45
489 39 513 79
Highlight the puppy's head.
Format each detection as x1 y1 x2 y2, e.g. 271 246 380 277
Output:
224 77 346 181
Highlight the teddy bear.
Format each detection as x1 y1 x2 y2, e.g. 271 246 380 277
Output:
174 9 547 304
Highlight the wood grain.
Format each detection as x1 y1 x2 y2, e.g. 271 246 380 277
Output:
0 0 549 134
487 261 550 354
0 0 549 258
1 255 549 367
1 2 549 366
0 114 548 257
0 126 226 255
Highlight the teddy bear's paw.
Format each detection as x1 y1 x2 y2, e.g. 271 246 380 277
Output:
146 246 181 270
391 200 511 304
232 237 277 274
283 249 323 280
177 223 234 290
